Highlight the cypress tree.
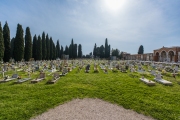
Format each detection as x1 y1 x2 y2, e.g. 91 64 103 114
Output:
60 46 64 59
49 37 53 60
0 22 4 61
24 27 32 61
138 45 144 54
64 45 69 55
100 45 105 58
105 38 108 58
78 44 82 58
32 35 37 60
3 22 11 62
74 44 77 58
69 44 72 58
56 40 60 58
10 37 15 59
141 45 144 54
71 39 74 58
37 35 42 60
108 45 111 58
14 24 24 62
59 45 63 59
46 34 50 60
96 47 100 57
42 32 46 60
53 42 56 60
93 43 97 58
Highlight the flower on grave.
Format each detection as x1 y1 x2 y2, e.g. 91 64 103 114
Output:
112 68 118 72
4 75 9 80
94 68 99 73
172 73 176 79
162 69 166 74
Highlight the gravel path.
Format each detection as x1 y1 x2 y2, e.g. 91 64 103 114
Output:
31 98 154 120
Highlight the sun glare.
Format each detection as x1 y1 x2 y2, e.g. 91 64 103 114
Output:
104 0 126 13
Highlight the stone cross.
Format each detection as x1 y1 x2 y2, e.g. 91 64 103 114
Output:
28 71 31 78
156 73 162 80
2 68 5 77
15 67 17 73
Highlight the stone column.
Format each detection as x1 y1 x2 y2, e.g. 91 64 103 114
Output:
166 52 169 62
174 52 177 62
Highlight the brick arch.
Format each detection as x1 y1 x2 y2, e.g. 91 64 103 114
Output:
160 51 167 62
160 50 167 56
168 50 175 62
167 50 175 55
154 52 160 61
155 51 160 55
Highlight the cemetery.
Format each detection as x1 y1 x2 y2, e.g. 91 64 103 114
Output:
1 0 180 119
0 59 180 120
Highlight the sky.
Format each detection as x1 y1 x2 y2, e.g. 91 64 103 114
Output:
0 0 180 55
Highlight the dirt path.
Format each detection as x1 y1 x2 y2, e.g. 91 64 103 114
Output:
31 98 154 120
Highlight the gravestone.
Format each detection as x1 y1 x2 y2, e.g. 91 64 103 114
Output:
155 73 162 80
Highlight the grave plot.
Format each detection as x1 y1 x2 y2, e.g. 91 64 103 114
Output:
94 64 99 73
47 72 60 84
31 73 46 83
103 67 108 74
139 76 155 86
0 74 18 83
60 67 68 76
85 64 90 73
154 73 172 85
48 65 57 76
120 65 128 73
14 71 32 84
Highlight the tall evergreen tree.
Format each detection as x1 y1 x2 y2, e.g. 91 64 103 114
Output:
42 32 46 60
36 35 42 60
108 45 111 57
24 27 32 61
60 45 64 59
32 35 37 60
49 37 53 60
64 45 69 55
74 44 77 58
138 45 144 54
71 39 74 58
59 45 63 59
3 22 11 62
10 38 15 59
93 43 97 58
14 24 24 61
0 22 4 61
100 45 105 58
46 34 50 60
112 48 120 57
53 42 56 60
105 38 108 58
78 44 82 58
69 44 72 58
56 40 60 58
96 47 100 57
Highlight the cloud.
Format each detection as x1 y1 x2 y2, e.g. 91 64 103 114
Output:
0 0 180 55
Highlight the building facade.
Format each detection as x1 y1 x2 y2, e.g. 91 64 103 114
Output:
153 46 180 62
123 46 180 62
126 53 153 61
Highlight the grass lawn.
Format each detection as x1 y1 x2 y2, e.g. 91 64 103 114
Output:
0 65 180 120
